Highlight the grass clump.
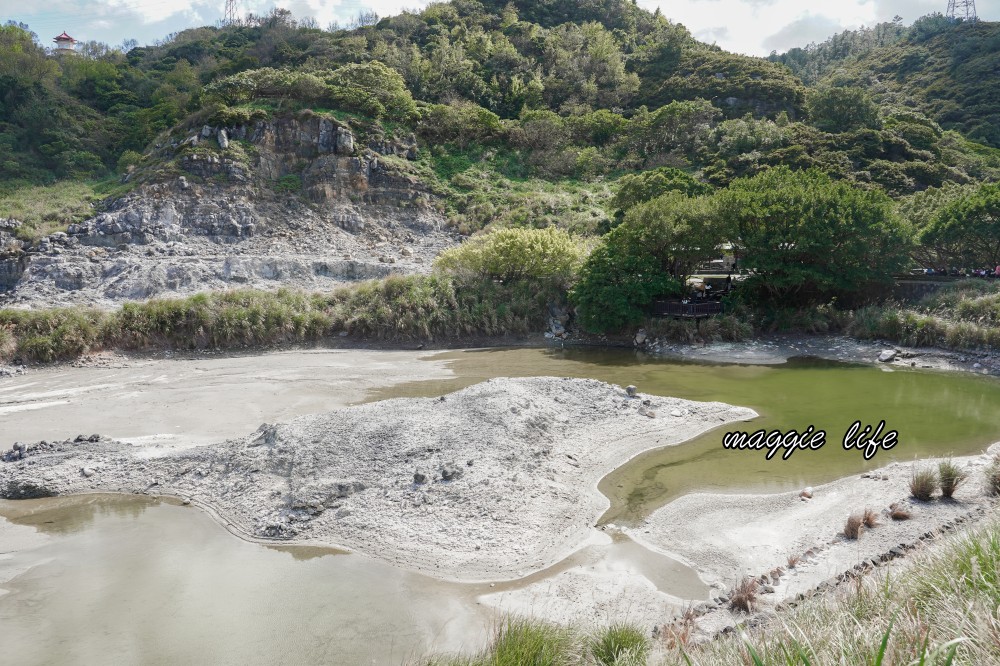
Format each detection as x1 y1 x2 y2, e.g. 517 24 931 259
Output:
986 456 1000 496
489 618 577 666
427 617 578 666
862 507 879 528
938 459 968 499
844 513 864 540
588 624 649 666
910 466 938 501
0 276 556 364
889 503 912 521
729 576 759 613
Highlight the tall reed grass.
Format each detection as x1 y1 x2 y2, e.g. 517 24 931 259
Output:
0 276 557 363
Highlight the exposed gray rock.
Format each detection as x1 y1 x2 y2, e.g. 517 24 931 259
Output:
1 115 451 306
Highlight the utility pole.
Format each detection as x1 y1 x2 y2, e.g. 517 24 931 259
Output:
946 0 978 22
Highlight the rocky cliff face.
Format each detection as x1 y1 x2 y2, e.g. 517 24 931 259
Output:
2 113 453 307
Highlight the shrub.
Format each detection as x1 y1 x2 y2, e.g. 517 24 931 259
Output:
910 466 938 501
116 149 143 173
844 513 864 540
938 460 967 499
729 577 759 613
274 174 302 194
589 623 650 666
435 227 585 289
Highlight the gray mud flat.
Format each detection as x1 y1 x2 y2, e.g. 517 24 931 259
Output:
0 348 451 447
0 377 755 582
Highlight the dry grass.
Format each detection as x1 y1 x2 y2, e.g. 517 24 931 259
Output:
910 466 938 501
844 513 864 540
658 607 696 651
889 503 912 521
728 576 759 613
786 553 801 569
862 507 879 528
656 519 1000 665
938 459 967 499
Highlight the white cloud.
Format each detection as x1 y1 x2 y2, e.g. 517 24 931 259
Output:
761 14 847 52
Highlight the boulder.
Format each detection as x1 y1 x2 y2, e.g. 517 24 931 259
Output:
878 350 897 363
336 127 355 154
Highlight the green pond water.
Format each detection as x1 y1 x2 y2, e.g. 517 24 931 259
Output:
367 348 1000 523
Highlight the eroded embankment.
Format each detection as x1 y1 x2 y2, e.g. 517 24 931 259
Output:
634 446 999 639
0 376 755 582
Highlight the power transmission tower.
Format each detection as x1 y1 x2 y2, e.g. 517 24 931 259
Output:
224 0 240 26
946 0 978 22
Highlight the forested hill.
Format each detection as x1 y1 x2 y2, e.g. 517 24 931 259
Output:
0 0 803 185
770 14 1000 147
0 0 999 240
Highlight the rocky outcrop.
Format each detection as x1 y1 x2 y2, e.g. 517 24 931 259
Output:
0 220 28 291
2 114 453 305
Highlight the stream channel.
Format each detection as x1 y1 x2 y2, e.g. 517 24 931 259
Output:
3 347 1000 664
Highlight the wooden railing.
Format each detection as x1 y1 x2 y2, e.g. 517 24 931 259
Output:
650 300 723 318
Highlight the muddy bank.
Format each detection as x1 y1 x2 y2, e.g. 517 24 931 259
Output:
635 444 999 637
634 333 998 376
0 377 755 582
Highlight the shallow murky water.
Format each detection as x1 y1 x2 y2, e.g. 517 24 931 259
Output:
0 495 494 665
4 346 1000 664
0 495 703 666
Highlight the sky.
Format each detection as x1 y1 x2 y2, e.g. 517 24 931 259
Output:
2 0 996 56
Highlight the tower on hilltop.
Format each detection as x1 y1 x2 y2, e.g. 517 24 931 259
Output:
224 0 240 25
947 0 978 22
52 32 78 55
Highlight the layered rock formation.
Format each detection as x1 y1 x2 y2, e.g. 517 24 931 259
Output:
2 113 453 306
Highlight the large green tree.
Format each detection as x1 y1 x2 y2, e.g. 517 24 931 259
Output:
919 182 1000 269
717 167 911 304
572 193 724 331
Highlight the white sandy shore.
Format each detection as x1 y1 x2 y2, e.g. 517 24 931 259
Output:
627 444 998 636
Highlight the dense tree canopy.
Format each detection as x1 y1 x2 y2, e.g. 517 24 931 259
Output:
716 167 911 304
919 182 1000 269
572 193 723 331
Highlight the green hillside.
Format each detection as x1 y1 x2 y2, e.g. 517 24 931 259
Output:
1 3 999 237
771 14 1000 147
